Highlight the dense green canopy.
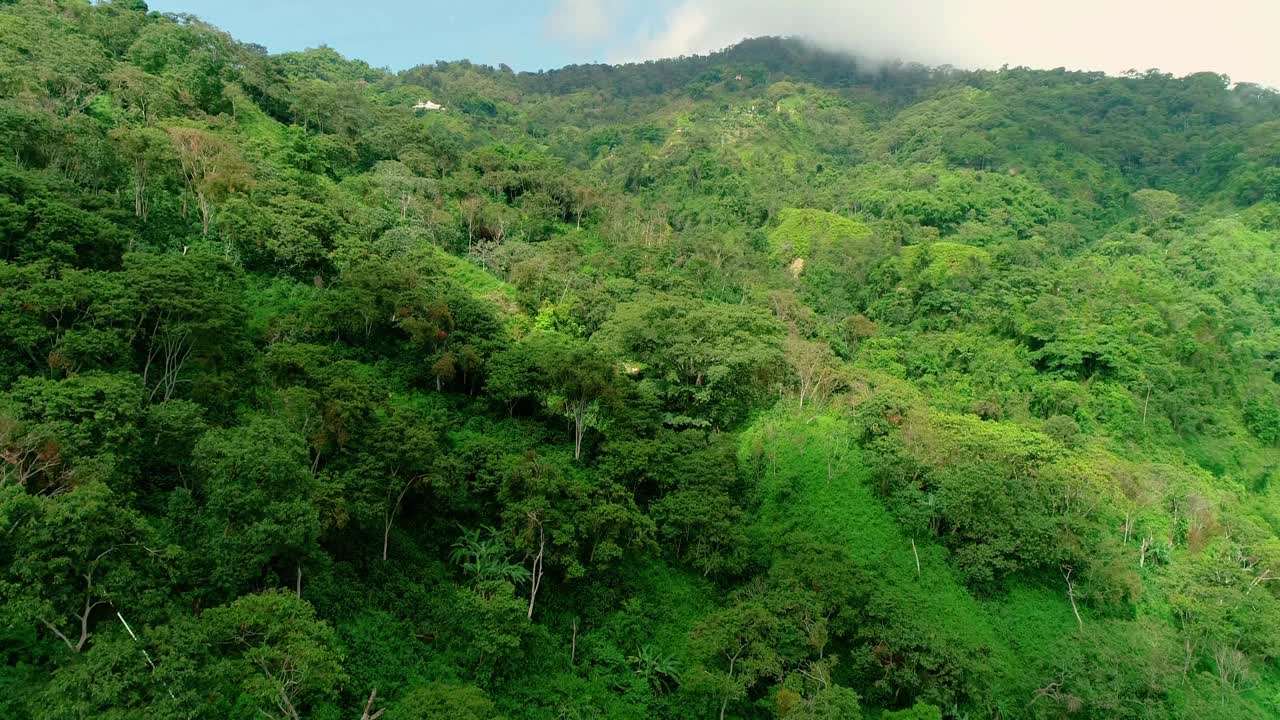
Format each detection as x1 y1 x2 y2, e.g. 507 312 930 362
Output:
3 2 1280 718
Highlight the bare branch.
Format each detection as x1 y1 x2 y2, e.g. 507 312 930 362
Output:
40 616 78 654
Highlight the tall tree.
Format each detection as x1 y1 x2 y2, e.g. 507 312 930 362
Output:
165 127 251 237
109 126 171 221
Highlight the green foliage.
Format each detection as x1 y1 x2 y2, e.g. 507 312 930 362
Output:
601 295 785 429
880 703 942 720
190 591 345 718
627 644 682 693
451 526 531 587
2 3 1280 718
388 683 503 720
898 242 990 289
767 207 870 262
742 413 1006 709
187 415 320 602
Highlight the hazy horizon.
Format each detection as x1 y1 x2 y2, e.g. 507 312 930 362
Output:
148 0 1280 88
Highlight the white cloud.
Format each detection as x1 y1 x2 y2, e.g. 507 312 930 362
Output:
545 0 616 43
602 0 1280 88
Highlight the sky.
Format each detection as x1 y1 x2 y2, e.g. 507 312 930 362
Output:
146 0 1280 88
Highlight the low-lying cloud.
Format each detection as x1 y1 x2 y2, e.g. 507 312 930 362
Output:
554 0 1280 88
545 0 619 43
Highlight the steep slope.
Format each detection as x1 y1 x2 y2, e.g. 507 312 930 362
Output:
2 2 1280 718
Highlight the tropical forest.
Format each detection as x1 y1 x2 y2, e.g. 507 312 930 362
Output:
3 1 1280 718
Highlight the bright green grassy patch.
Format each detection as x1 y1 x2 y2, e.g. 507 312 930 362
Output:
741 411 1023 704
898 241 991 286
767 207 871 262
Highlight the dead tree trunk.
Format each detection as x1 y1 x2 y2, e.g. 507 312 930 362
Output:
133 157 147 220
382 476 419 561
141 310 193 404
527 513 545 621
1063 564 1083 632
118 610 177 700
197 191 211 237
568 397 591 461
360 689 385 720
719 645 744 720
1250 567 1276 592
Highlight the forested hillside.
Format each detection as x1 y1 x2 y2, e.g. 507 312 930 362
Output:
4 2 1280 718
